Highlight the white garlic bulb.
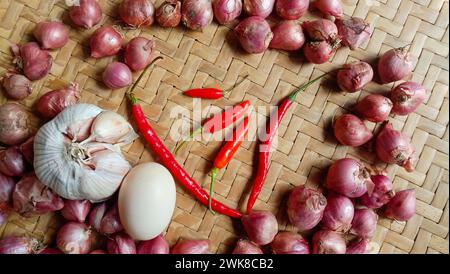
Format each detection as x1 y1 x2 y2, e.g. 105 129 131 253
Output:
34 104 136 202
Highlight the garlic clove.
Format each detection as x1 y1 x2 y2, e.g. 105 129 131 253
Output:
86 111 138 146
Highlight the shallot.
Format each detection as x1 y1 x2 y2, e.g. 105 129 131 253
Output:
302 19 338 42
171 239 209 254
88 202 107 232
0 147 28 177
312 230 346 254
39 248 63 254
321 193 354 232
269 20 305 51
156 0 182 27
354 94 393 123
390 81 427 115
57 222 92 254
314 0 343 19
19 136 34 164
336 17 372 50
35 82 80 119
271 232 310 254
11 42 52 81
333 114 373 147
90 249 107 254
303 41 336 64
137 235 170 254
181 0 214 30
337 61 373 92
346 238 369 254
275 0 309 20
0 173 15 203
90 26 123 58
360 175 394 209
119 0 155 28
0 206 8 226
12 173 64 217
234 16 273 54
350 208 378 238
241 210 278 245
33 21 69 50
0 236 42 254
124 37 155 71
1 72 32 100
60 199 91 222
287 186 327 232
212 0 242 25
243 0 275 18
69 0 102 29
326 158 374 198
232 239 263 254
375 122 416 172
100 202 123 234
0 103 37 146
378 46 413 84
102 62 133 89
107 233 136 254
383 189 416 221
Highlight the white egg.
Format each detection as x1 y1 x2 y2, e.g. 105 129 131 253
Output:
118 162 176 241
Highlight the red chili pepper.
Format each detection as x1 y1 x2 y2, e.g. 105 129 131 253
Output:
246 73 329 214
127 58 242 219
209 116 250 213
183 75 248 99
174 100 251 154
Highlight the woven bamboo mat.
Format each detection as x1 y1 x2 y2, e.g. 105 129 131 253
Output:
0 0 448 254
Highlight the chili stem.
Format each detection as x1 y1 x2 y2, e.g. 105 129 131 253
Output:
289 72 329 101
127 56 163 103
209 167 219 214
175 127 202 155
222 74 249 96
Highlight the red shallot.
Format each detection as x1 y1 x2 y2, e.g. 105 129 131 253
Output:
171 239 210 254
275 0 309 20
336 17 372 50
243 0 275 18
1 72 32 100
60 199 91 222
69 0 102 29
19 136 34 164
346 238 369 254
181 0 214 30
269 20 305 51
241 210 278 245
354 94 393 123
234 16 273 54
232 239 263 254
90 249 107 254
39 247 63 254
378 46 413 84
0 236 42 254
88 202 107 232
314 0 343 19
390 81 427 115
303 40 336 64
383 189 415 221
119 0 155 28
360 175 394 209
287 186 327 232
100 202 123 234
124 37 155 71
90 26 123 58
0 206 8 226
302 19 338 42
350 208 378 238
321 193 354 232
213 0 242 25
57 222 92 254
102 62 133 89
334 114 373 147
137 235 170 254
375 122 416 172
0 147 28 177
11 42 52 81
337 61 373 92
107 233 136 254
0 173 15 203
271 232 310 254
35 82 80 119
156 0 182 27
33 21 69 50
0 103 37 146
326 158 374 198
312 230 346 254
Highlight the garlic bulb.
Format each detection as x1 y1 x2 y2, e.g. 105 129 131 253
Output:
34 104 136 202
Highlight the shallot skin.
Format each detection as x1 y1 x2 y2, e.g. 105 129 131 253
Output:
232 239 263 254
337 61 373 93
314 0 343 19
89 26 123 58
0 236 39 254
171 239 210 254
0 172 15 203
271 232 310 254
333 114 373 147
137 235 170 254
11 42 52 81
234 16 273 54
390 81 427 116
378 46 413 84
303 41 336 64
181 0 214 31
241 210 278 245
156 0 182 27
302 19 338 42
35 82 80 119
346 238 369 254
0 103 37 146
383 189 416 221
102 62 133 89
336 17 372 50
1 72 32 100
119 0 155 27
269 20 305 51
360 175 394 209
276 0 309 20
354 94 393 123
287 186 327 232
350 208 378 238
56 222 92 254
107 233 136 254
0 146 28 177
243 0 275 18
124 37 155 71
60 199 91 223
33 21 69 50
69 0 102 29
312 230 346 254
213 0 242 25
321 193 354 232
